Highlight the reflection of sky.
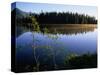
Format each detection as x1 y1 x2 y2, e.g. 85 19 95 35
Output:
11 2 98 19
16 29 97 64
16 29 97 55
58 29 97 54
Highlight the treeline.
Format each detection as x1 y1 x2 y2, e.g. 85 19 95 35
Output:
32 12 97 24
12 8 97 26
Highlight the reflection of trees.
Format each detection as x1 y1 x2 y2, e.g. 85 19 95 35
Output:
50 28 96 35
44 25 96 35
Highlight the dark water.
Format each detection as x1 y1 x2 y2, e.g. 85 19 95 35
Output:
16 26 97 68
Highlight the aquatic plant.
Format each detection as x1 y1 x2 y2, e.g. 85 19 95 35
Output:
43 27 49 34
30 15 76 70
64 53 97 69
28 16 41 71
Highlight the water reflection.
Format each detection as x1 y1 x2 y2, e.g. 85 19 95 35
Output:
48 27 96 35
16 26 97 71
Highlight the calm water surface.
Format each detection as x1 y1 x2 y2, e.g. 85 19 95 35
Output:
16 27 97 66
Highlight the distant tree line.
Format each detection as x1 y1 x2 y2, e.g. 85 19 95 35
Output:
32 12 97 24
12 8 97 28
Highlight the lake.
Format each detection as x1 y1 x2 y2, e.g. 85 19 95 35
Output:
16 24 97 70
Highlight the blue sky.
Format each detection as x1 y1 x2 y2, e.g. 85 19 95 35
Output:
12 2 98 19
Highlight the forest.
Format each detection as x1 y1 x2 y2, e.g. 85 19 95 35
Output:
33 12 97 24
12 8 97 26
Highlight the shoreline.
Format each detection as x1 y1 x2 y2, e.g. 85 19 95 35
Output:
40 24 97 28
